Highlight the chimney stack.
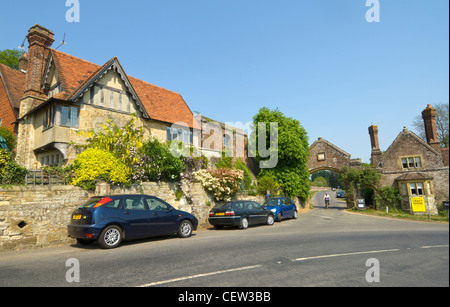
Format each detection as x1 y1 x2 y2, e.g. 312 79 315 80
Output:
19 53 28 72
369 125 382 166
421 104 441 152
19 24 54 117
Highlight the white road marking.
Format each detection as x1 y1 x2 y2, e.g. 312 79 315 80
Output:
136 246 447 287
420 245 449 249
136 265 263 287
294 249 401 262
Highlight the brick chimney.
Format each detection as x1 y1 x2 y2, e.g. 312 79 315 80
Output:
369 125 382 166
421 104 441 152
19 24 54 117
19 53 28 72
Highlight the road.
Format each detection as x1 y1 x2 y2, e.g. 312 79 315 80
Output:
0 191 448 287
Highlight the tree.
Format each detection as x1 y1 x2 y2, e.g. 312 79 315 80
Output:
253 107 310 200
0 127 15 152
340 164 382 208
412 103 449 148
0 49 25 70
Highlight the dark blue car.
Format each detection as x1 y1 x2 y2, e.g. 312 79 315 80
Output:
261 197 298 222
67 195 198 249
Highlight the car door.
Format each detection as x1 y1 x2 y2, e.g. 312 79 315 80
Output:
120 196 151 238
145 196 178 235
286 198 295 217
244 202 259 225
250 202 268 224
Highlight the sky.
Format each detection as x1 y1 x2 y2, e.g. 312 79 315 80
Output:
1 0 448 163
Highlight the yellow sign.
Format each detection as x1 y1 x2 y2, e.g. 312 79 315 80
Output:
411 197 426 213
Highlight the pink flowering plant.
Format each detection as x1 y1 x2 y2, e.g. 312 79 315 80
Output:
194 168 244 201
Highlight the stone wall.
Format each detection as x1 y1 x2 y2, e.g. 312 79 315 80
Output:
0 185 94 251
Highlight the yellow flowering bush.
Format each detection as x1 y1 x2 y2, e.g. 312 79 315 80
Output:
72 148 131 190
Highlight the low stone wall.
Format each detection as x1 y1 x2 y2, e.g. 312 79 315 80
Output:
0 185 94 251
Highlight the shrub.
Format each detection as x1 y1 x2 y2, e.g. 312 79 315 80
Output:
375 186 402 210
141 138 185 182
72 148 131 190
0 127 15 151
77 115 145 182
257 173 280 196
0 149 27 185
194 168 244 201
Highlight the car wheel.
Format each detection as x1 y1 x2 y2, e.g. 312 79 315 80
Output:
267 214 275 226
98 225 122 249
240 217 249 229
276 213 282 222
293 211 298 219
178 220 193 238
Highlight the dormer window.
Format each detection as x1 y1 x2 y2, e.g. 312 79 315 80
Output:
48 82 62 98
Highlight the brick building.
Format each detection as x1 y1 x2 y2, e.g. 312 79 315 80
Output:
0 63 25 134
369 105 449 215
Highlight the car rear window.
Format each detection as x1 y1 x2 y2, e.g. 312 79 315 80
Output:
212 202 233 210
78 197 104 209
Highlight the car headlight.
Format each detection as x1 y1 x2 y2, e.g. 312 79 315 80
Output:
270 209 277 213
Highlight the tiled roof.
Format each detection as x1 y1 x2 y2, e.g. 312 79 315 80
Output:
0 63 26 109
50 49 200 129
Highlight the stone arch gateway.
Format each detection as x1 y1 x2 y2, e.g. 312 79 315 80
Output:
308 137 361 174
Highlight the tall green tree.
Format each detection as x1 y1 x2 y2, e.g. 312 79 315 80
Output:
0 49 25 70
253 107 310 200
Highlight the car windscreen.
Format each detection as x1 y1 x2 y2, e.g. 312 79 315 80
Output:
261 198 282 206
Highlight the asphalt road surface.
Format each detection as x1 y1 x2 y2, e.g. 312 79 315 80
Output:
0 191 448 287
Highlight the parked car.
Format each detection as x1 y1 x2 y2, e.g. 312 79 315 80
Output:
208 200 275 229
67 195 198 249
336 190 346 198
261 197 298 222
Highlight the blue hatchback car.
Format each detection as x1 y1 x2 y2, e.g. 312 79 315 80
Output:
67 195 198 249
261 197 298 222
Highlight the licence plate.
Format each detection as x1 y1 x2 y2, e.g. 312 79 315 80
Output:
73 215 82 220
215 212 225 216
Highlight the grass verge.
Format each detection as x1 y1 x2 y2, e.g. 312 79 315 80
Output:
346 208 449 223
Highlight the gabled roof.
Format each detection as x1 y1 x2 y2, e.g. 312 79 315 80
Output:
40 49 200 129
0 63 26 109
310 137 351 157
384 127 442 158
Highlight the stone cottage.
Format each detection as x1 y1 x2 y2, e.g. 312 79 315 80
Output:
10 24 202 169
369 105 449 215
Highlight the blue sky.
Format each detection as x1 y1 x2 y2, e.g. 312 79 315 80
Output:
1 0 448 163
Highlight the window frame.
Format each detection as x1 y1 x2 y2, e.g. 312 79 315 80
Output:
400 155 423 170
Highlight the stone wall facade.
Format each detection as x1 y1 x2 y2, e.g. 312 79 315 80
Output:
308 137 361 173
